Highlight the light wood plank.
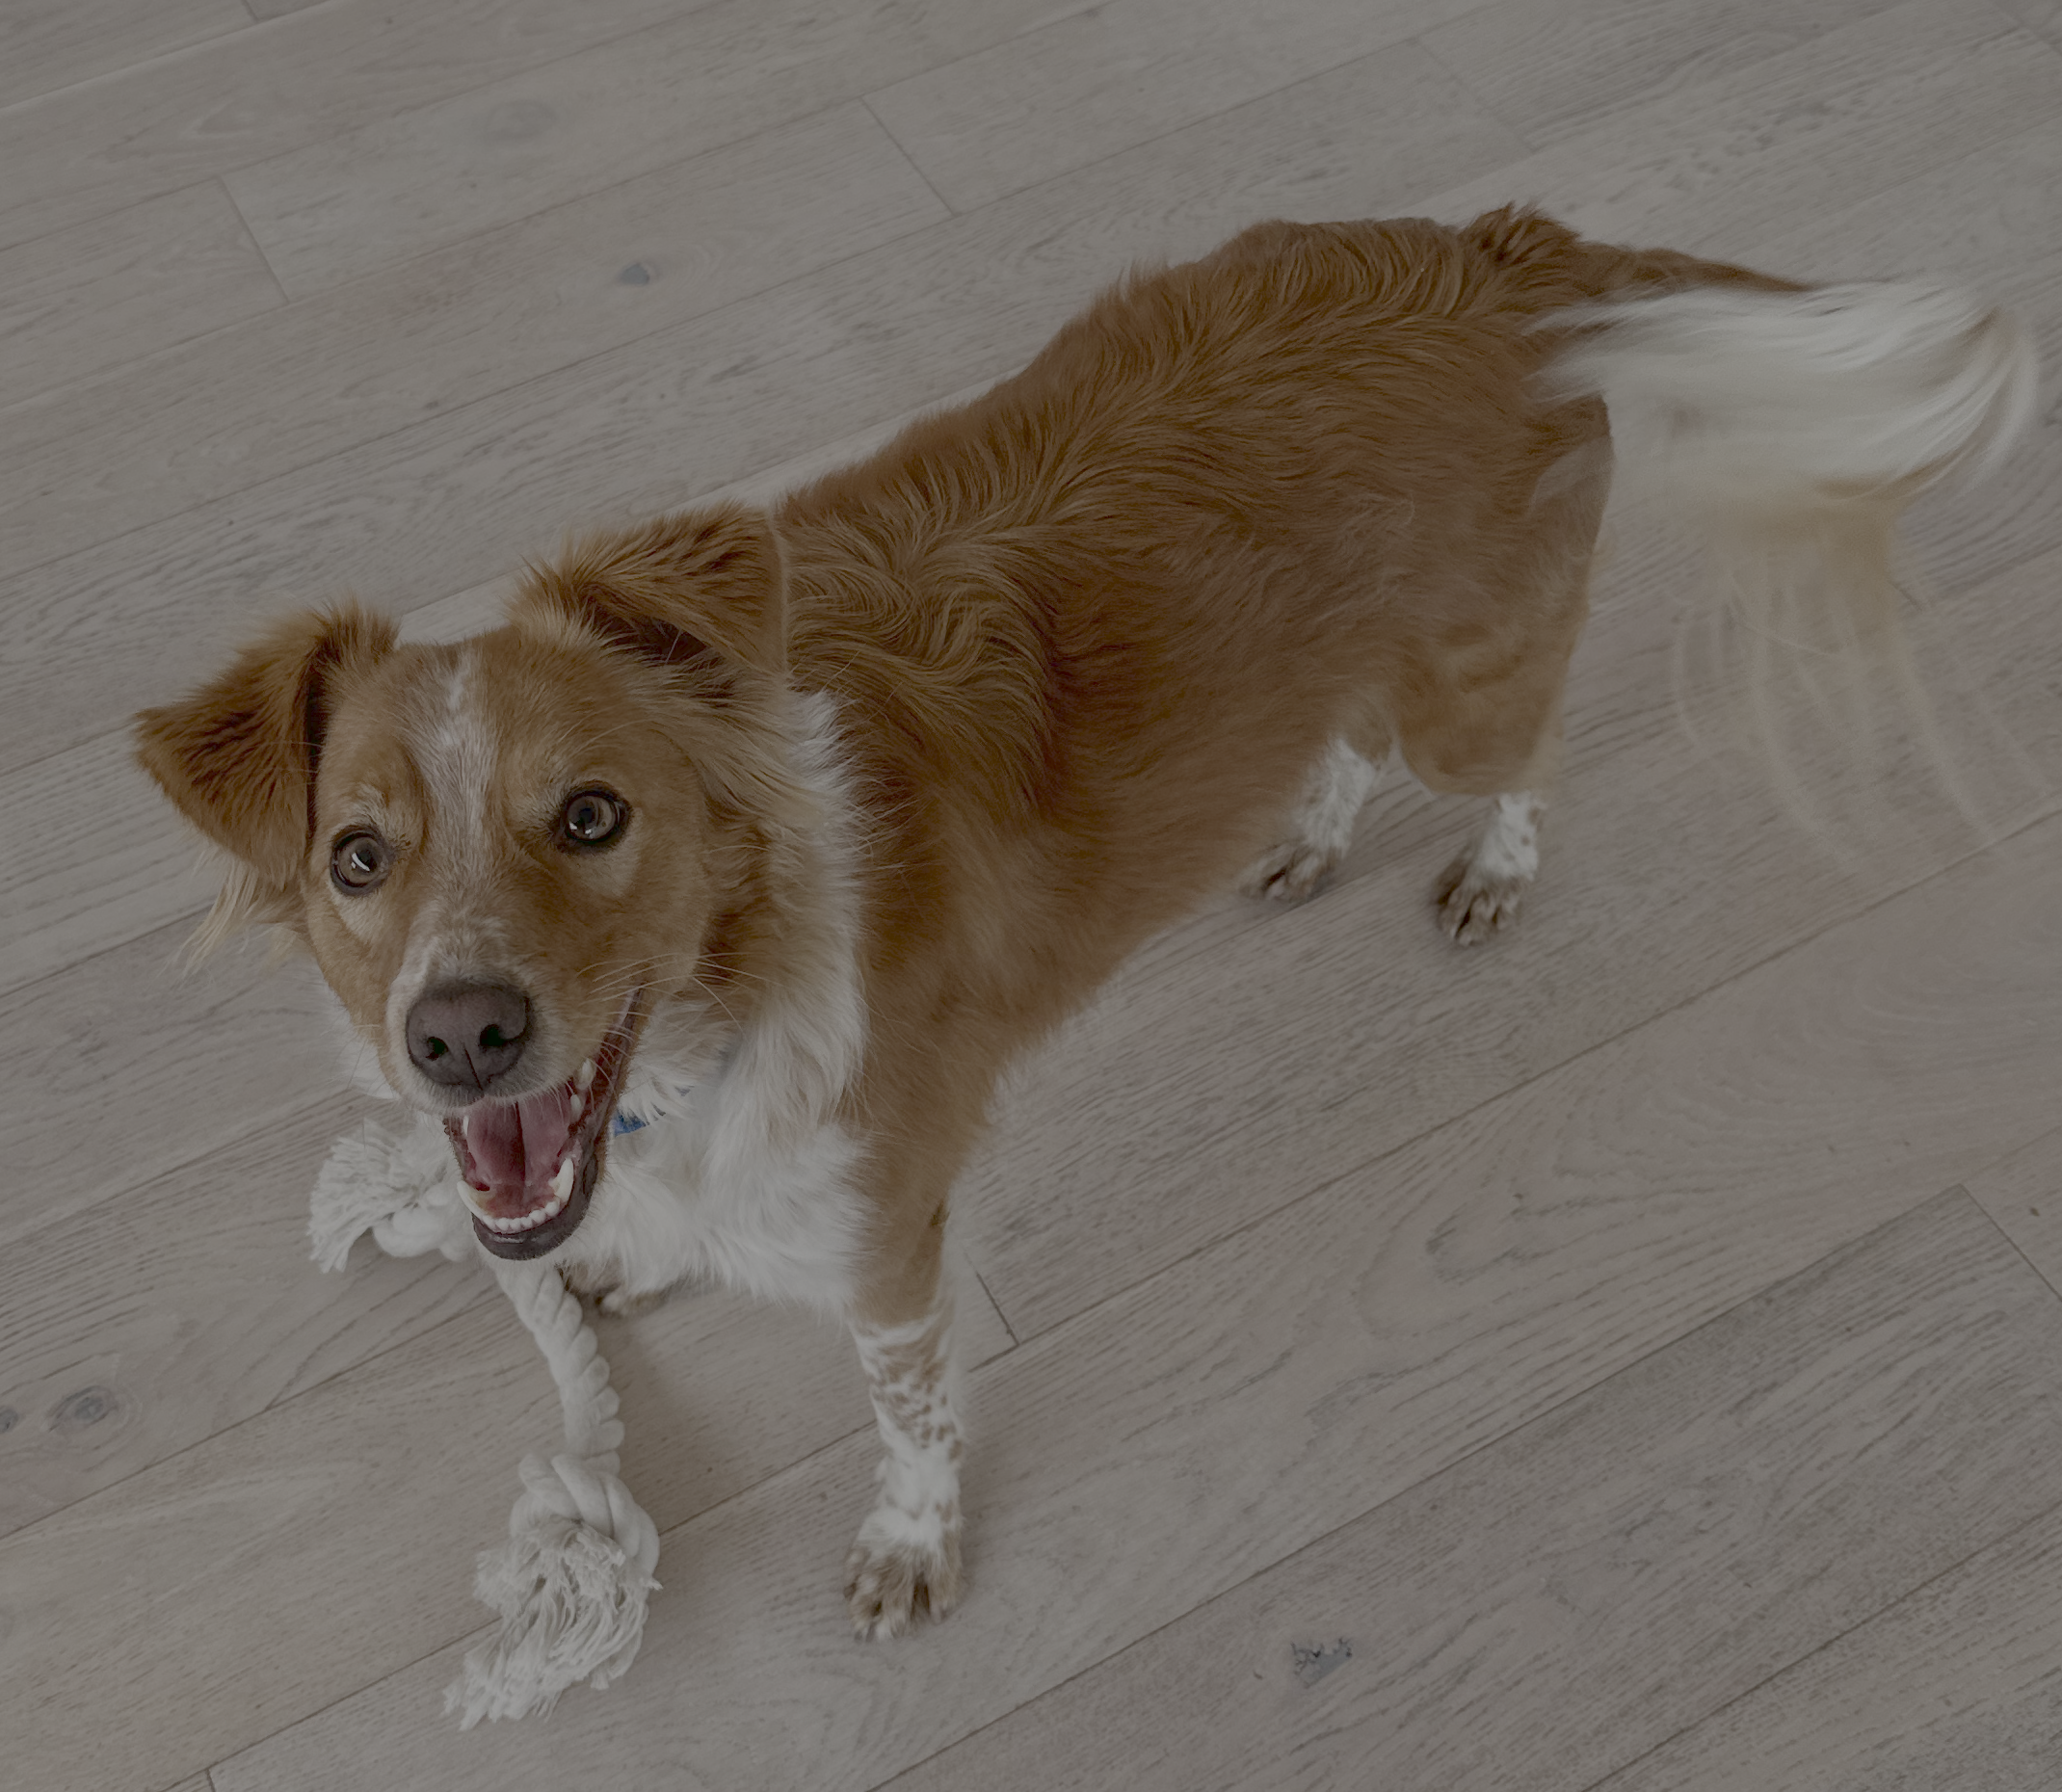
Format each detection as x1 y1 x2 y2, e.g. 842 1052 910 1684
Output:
0 0 249 113
206 819 2062 1790
880 1194 2062 1792
12 7 2049 777
862 0 1481 213
0 1093 462 1536
0 717 222 996
1965 1124 2062 1300
0 1226 1012 1792
1418 0 2060 257
1418 0 1911 145
0 40 1526 776
225 0 1092 295
1996 0 2062 46
0 922 341 1239
0 0 698 251
0 182 281 412
1597 1505 2062 1790
0 101 943 605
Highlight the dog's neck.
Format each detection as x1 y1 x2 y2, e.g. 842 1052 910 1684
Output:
670 687 868 1153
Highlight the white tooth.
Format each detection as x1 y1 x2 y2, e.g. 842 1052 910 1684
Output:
568 1094 584 1122
551 1158 575 1199
575 1059 596 1092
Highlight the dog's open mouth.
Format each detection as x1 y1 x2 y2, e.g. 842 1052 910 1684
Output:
444 992 647 1259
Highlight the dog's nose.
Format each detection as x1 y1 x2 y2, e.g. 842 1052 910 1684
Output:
406 982 531 1091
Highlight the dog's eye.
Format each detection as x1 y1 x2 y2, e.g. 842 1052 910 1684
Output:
559 789 626 848
330 830 391 892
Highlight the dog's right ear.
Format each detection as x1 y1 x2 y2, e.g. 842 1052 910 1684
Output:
521 504 788 688
135 606 396 896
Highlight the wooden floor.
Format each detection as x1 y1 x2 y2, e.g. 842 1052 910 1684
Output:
5 2 2062 1786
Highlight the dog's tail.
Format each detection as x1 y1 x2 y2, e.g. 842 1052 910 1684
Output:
1540 269 2039 830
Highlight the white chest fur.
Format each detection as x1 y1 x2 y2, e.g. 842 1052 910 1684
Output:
559 1047 868 1315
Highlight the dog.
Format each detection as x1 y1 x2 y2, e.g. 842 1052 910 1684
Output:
135 206 2032 1640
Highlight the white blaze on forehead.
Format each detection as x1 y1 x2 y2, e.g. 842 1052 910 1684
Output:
408 644 501 891
381 646 518 1050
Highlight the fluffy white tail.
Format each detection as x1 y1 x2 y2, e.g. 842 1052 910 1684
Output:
1544 279 2040 834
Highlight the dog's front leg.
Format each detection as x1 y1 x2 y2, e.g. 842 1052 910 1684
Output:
844 1237 964 1639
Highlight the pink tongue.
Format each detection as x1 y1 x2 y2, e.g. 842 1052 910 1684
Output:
463 1084 577 1194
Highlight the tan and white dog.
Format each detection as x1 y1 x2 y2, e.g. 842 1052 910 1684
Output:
136 207 2032 1640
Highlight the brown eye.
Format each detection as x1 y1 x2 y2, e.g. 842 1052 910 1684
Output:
330 830 391 892
559 789 625 848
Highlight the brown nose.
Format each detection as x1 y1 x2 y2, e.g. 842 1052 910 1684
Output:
406 982 531 1091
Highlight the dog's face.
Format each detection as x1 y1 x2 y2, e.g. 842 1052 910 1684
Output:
137 508 792 1259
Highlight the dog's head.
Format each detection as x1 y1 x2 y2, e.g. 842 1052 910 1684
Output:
137 507 799 1258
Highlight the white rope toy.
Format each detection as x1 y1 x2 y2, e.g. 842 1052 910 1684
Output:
308 1111 661 1726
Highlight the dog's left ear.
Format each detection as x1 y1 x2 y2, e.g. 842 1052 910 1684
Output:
526 505 788 684
134 605 396 892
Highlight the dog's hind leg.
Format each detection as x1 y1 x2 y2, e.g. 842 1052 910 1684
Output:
1437 790 1546 943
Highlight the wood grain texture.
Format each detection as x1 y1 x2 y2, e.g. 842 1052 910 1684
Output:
0 731 221 996
0 0 697 251
1965 1124 2062 1301
1417 0 1910 145
0 101 945 601
0 1234 1013 1792
225 0 1091 295
1417 0 2062 258
0 181 281 412
862 0 1480 213
1996 0 2062 45
881 1194 2062 1792
0 0 248 112
0 919 343 1239
1596 1503 2062 1790
206 821 2062 1790
0 38 1527 773
0 1092 461 1535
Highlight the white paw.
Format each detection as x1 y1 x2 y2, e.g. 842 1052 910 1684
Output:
1238 839 1338 904
843 1508 962 1640
1436 857 1529 944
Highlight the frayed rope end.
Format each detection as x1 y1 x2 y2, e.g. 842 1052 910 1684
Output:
444 1492 661 1726
308 1111 473 1272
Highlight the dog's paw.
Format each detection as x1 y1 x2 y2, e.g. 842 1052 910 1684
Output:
1436 857 1529 945
843 1514 962 1641
1237 839 1337 904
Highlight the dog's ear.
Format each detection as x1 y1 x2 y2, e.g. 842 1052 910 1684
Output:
134 605 396 890
523 505 788 684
